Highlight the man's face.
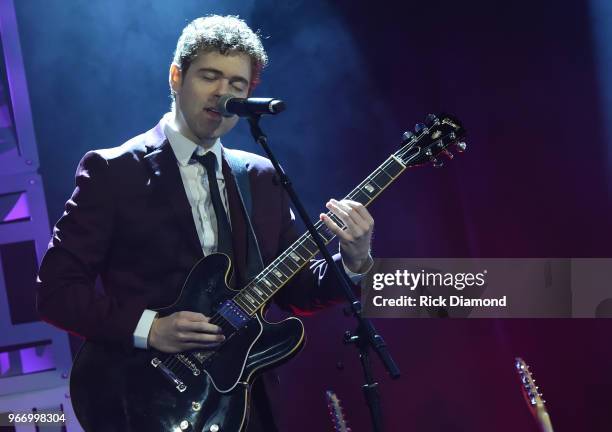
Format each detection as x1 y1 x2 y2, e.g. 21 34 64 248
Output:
171 51 251 145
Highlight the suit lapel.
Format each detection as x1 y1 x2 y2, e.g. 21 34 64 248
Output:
222 154 248 286
140 119 251 281
145 139 203 259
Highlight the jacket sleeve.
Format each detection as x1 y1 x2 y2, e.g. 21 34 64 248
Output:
271 188 358 315
36 151 147 350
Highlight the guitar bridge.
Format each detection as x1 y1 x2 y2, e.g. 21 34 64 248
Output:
151 357 187 392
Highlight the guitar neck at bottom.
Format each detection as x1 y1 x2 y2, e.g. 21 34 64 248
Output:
537 407 554 432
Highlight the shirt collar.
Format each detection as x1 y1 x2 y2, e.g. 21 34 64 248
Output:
162 113 224 176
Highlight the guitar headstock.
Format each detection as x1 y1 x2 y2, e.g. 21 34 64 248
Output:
395 113 466 168
515 357 546 412
515 358 555 432
325 390 352 432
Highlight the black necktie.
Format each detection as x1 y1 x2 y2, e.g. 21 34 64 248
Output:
192 152 234 261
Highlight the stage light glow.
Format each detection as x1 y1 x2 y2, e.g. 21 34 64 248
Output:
589 0 612 188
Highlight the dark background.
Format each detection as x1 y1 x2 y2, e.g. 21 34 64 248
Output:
12 0 612 430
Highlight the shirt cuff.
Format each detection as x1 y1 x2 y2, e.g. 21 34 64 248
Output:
342 253 374 284
133 309 158 349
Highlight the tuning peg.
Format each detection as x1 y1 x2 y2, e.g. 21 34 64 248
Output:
414 123 427 133
402 131 414 143
431 157 444 168
456 141 467 152
426 113 438 125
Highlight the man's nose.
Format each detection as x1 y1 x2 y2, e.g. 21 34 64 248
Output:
213 78 231 96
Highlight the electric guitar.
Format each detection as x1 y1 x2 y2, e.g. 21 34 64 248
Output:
70 114 466 431
326 390 352 432
515 357 554 432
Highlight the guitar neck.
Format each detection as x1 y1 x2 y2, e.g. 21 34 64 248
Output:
231 113 466 314
515 358 555 432
233 154 407 314
536 406 554 432
326 390 351 432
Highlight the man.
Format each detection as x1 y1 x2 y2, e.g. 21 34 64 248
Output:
37 15 373 431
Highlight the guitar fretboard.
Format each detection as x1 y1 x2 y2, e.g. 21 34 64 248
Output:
233 155 406 315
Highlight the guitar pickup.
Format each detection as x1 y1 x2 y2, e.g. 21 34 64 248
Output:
217 300 250 329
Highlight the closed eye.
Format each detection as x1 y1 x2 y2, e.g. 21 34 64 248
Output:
231 82 247 92
201 72 219 81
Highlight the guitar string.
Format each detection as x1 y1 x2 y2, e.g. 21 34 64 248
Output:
162 157 400 372
226 148 415 314
160 129 447 372
162 216 342 372
167 130 464 374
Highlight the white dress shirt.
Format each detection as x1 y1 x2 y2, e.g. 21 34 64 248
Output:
164 118 230 255
134 115 372 348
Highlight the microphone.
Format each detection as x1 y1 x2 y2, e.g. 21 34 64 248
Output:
216 94 286 117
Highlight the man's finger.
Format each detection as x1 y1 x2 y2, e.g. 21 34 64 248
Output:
176 311 209 322
336 200 371 232
344 200 374 225
331 199 371 233
181 331 226 344
326 200 359 233
320 213 351 241
178 320 223 334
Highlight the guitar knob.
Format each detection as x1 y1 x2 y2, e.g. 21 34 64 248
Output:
414 123 426 133
426 113 438 124
209 425 220 432
456 141 467 152
179 420 190 430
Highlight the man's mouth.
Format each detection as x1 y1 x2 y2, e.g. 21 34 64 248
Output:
204 107 222 118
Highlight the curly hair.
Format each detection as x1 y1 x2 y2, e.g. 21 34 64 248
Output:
171 15 268 103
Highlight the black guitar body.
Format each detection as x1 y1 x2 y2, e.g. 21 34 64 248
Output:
70 254 305 431
69 114 467 431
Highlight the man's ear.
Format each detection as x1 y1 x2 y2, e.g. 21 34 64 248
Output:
169 63 182 94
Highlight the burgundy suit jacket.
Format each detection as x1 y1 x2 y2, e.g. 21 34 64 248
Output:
36 120 348 351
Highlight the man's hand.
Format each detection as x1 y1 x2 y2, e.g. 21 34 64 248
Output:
148 311 225 353
320 199 374 273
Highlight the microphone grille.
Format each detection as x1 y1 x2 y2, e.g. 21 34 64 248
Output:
217 94 236 117
270 99 286 114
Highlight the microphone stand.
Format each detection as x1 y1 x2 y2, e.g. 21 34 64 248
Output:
247 115 400 432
